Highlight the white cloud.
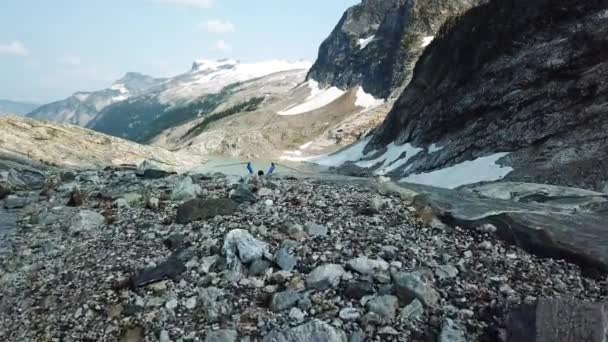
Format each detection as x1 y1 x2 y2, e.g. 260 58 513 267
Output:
0 41 30 57
156 0 214 8
200 19 235 34
211 40 232 53
61 55 82 67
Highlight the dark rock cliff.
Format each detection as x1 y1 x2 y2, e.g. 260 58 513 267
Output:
367 0 608 191
307 0 483 98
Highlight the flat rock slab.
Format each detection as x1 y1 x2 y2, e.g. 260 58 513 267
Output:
401 182 608 272
176 198 238 224
507 299 608 342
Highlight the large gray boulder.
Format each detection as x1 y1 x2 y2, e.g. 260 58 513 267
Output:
263 319 347 342
171 177 202 202
68 210 105 235
507 299 608 342
223 229 270 268
176 198 238 224
306 264 346 290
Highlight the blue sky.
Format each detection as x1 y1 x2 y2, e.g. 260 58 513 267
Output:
0 0 358 103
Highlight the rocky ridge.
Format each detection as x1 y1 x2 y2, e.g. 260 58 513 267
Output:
308 0 484 99
1 165 607 341
340 0 608 192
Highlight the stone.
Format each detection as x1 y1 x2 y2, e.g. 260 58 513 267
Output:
393 271 440 307
231 186 257 204
206 329 238 342
114 198 129 208
171 177 202 202
67 190 84 207
434 265 459 280
439 319 467 342
280 222 307 240
199 255 221 274
163 234 185 250
478 241 493 251
159 330 172 342
263 319 347 342
120 326 144 342
185 297 197 309
264 199 274 206
223 229 269 267
275 248 297 272
258 187 273 197
176 198 238 224
366 295 400 321
344 281 374 300
248 259 272 276
477 223 498 233
305 222 328 237
306 264 346 290
347 256 389 275
378 327 399 336
339 308 361 321
145 197 160 211
400 299 424 321
349 330 366 342
68 210 105 235
3 195 29 209
507 299 608 342
0 183 11 200
131 250 189 287
165 298 178 310
136 160 172 179
271 290 302 312
289 307 306 323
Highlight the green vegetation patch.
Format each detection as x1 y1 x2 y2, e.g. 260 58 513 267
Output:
181 96 265 140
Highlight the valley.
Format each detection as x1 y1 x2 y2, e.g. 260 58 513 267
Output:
1 0 608 341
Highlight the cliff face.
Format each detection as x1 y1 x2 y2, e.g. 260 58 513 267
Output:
307 0 484 98
365 0 608 191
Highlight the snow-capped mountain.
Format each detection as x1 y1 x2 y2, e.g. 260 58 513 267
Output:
0 99 39 117
27 73 166 126
86 59 312 142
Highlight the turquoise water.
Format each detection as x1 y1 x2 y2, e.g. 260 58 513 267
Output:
194 156 327 177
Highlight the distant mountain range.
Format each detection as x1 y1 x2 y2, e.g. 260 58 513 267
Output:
0 99 39 117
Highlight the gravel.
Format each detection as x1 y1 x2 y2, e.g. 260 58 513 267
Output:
0 169 606 341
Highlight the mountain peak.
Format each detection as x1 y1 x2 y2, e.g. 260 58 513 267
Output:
191 59 239 72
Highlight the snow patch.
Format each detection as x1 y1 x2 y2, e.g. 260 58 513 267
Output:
111 83 129 94
401 153 513 189
278 83 346 116
299 141 313 150
314 136 373 167
74 93 91 102
355 87 384 109
421 36 435 48
358 35 375 49
428 143 444 153
356 142 424 175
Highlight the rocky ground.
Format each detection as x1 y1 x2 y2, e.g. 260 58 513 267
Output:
0 167 606 342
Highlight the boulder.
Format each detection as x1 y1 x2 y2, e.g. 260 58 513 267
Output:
263 319 347 342
347 256 389 275
306 264 345 290
270 290 302 312
3 195 29 209
507 299 608 342
68 210 105 235
171 177 202 202
0 183 11 199
136 160 172 179
206 329 237 342
176 198 238 224
223 229 269 268
275 247 298 272
392 271 440 307
366 295 400 321
439 319 467 342
230 185 257 204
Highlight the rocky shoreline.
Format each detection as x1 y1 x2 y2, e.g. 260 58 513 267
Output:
0 167 607 341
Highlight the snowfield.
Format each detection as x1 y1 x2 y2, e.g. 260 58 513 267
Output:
358 35 375 49
278 80 346 116
355 87 385 109
161 59 312 104
421 36 435 47
401 153 513 189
